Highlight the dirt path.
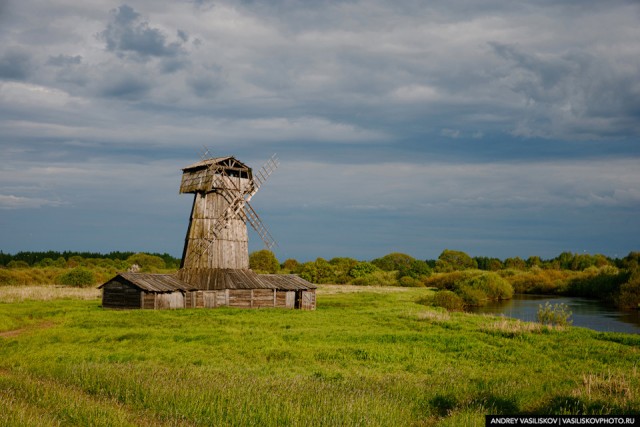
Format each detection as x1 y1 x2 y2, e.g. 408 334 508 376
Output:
0 321 56 338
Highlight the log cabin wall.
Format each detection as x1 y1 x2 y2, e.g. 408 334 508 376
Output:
101 280 142 309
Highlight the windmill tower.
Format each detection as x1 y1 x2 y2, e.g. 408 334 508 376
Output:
177 154 279 287
99 152 317 310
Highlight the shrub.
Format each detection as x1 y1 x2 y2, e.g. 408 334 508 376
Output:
57 267 96 287
537 302 573 327
617 274 640 311
456 285 487 306
506 269 569 294
399 276 424 287
432 290 465 312
7 260 29 269
565 266 627 301
457 272 513 301
350 271 398 287
423 271 481 290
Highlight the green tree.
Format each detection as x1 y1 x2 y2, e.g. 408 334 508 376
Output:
329 257 359 283
437 249 477 271
349 262 379 278
398 260 431 279
556 252 574 270
126 253 166 272
7 260 29 269
371 253 415 271
249 250 280 273
526 256 543 268
474 257 503 271
504 257 526 270
282 258 299 272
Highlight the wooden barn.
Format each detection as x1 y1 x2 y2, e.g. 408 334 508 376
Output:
99 273 195 310
100 154 317 310
100 271 316 310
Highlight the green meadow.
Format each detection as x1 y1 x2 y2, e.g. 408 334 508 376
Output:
1 286 639 426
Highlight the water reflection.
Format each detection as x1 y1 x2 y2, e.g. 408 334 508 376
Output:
469 294 640 334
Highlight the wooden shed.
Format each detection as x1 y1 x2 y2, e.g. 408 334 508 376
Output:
260 274 317 310
181 269 317 310
99 272 195 310
100 270 317 310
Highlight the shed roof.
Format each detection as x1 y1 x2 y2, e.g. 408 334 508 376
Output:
176 268 317 291
259 274 317 290
99 273 195 293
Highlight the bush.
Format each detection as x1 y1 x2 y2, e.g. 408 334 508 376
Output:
423 271 481 290
456 285 487 306
399 276 424 287
7 260 29 269
457 272 513 301
537 302 573 327
57 267 96 287
617 273 640 311
432 290 465 312
565 266 627 301
350 271 398 287
506 269 569 294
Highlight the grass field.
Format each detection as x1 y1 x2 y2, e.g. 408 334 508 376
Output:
1 285 639 426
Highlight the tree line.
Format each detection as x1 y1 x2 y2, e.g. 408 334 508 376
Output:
249 249 640 311
0 251 181 269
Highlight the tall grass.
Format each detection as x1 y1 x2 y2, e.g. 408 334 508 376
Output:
1 286 638 426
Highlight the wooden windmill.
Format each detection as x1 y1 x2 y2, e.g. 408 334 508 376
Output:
100 152 317 310
177 153 279 287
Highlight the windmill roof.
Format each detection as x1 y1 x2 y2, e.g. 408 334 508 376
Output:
182 156 249 171
99 272 196 293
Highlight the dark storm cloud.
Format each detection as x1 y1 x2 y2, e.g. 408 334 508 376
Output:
99 4 185 60
491 42 640 139
47 54 82 67
99 74 151 99
0 50 32 80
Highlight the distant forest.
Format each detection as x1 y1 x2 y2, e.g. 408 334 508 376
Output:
0 251 181 269
1 249 637 271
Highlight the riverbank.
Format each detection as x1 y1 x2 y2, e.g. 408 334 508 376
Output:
471 294 640 334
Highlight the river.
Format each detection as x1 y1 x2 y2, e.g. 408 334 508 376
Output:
469 294 640 334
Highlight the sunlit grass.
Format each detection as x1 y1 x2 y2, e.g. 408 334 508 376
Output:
1 286 638 426
0 285 100 303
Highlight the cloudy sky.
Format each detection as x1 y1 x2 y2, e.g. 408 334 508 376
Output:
1 0 639 262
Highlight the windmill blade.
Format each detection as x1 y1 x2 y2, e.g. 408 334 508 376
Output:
247 154 279 201
243 201 277 249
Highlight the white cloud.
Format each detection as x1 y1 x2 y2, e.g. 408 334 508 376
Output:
0 194 65 209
